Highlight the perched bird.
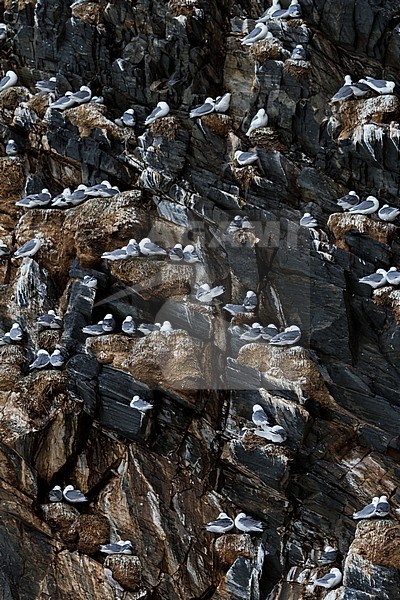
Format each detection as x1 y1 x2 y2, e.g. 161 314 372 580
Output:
378 204 400 222
139 237 167 256
252 404 270 429
14 237 43 258
70 85 92 104
283 0 302 18
246 109 268 136
241 24 272 46
101 246 129 261
0 23 7 42
314 568 342 590
115 109 136 127
183 244 200 263
260 323 279 340
9 323 23 342
189 97 215 118
100 541 133 555
102 314 115 332
50 349 65 368
130 395 154 412
0 240 10 257
206 512 234 534
331 75 354 103
67 185 88 206
358 77 396 95
0 70 17 92
16 188 51 208
319 545 338 565
82 275 97 288
234 150 258 166
48 485 63 503
358 269 387 289
300 212 318 228
138 322 161 335
214 93 231 113
350 81 371 98
29 349 51 369
63 485 88 504
160 320 173 333
375 495 390 517
386 267 400 286
290 45 306 61
269 325 301 346
5 139 18 156
348 195 379 215
144 101 170 125
51 188 72 208
353 496 379 520
253 425 287 443
122 316 136 336
239 323 263 341
35 77 57 94
168 243 184 262
37 310 63 329
257 0 282 22
126 238 140 257
49 91 76 111
90 96 104 104
223 291 257 315
195 283 224 303
235 513 265 533
226 215 243 234
82 320 106 336
336 190 359 210
0 333 11 345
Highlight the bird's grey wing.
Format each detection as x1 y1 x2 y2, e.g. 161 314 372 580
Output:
15 239 36 255
316 573 335 584
0 75 10 87
147 106 161 120
240 516 263 528
67 490 86 501
353 502 375 518
332 86 353 101
192 102 214 116
245 26 262 41
207 518 232 528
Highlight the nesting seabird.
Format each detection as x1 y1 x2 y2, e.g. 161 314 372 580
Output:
116 109 136 127
206 512 234 533
29 349 51 369
358 77 396 95
226 215 243 234
253 425 287 443
358 269 387 289
35 77 57 94
101 246 129 261
6 139 18 156
314 568 342 589
122 316 136 335
183 244 200 263
214 93 231 113
144 101 170 125
139 237 167 256
102 313 115 332
350 81 371 98
90 96 104 104
234 150 258 166
375 495 390 517
9 323 23 342
348 195 379 215
82 275 97 288
0 23 7 42
378 204 400 222
130 395 153 412
37 310 63 329
257 0 282 22
70 85 92 104
331 75 354 103
160 320 173 333
82 320 106 336
260 323 279 340
241 24 272 46
300 212 317 228
168 243 184 262
49 485 63 502
49 91 76 110
239 323 263 341
386 267 400 286
63 485 88 503
319 545 338 565
52 188 73 208
269 325 301 346
138 322 161 335
126 238 140 257
0 240 10 257
290 45 306 61
100 541 133 555
246 109 268 136
336 190 359 210
16 188 52 208
224 290 257 315
0 333 11 345
252 404 270 428
14 236 43 258
190 97 215 118
283 0 302 18
234 512 265 533
353 496 379 520
195 283 224 303
0 70 17 92
50 349 65 368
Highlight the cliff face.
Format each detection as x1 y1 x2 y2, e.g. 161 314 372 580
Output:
1 0 400 598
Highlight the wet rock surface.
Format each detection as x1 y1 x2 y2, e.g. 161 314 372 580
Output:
0 0 400 598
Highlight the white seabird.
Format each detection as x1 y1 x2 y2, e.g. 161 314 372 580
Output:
50 349 65 368
206 512 234 533
195 283 224 303
234 150 258 166
241 24 272 46
0 70 17 92
214 93 231 113
353 496 379 520
386 267 400 286
358 269 387 289
9 323 23 342
168 243 184 262
314 568 342 590
138 322 161 335
37 310 63 329
226 215 243 234
183 244 200 263
260 324 279 340
82 275 97 288
82 320 106 336
252 404 270 428
49 485 63 502
49 91 76 110
101 246 129 261
253 425 287 443
126 238 140 256
0 240 10 257
63 484 88 503
358 77 396 95
189 97 215 118
348 195 379 215
6 139 18 156
239 323 263 341
290 45 306 61
283 0 302 18
102 313 115 332
100 541 133 555
223 290 257 315
300 212 317 228
14 236 43 258
130 395 153 412
375 495 390 517
144 101 170 125
269 325 301 346
246 109 268 136
234 512 265 533
378 204 400 222
35 77 57 94
139 237 167 256
70 85 92 104
331 75 354 103
29 349 51 369
116 108 136 127
0 23 7 41
336 190 359 210
257 0 281 22
160 320 173 333
122 316 136 335
319 545 338 565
